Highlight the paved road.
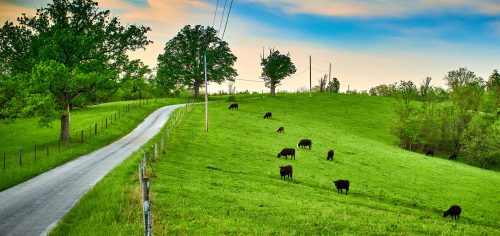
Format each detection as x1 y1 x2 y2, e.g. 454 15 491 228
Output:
0 104 183 236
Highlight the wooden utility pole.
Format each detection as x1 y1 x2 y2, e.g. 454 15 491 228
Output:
328 62 331 83
309 55 312 98
204 52 208 132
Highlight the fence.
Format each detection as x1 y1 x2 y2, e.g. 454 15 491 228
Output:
1 99 156 172
138 103 191 236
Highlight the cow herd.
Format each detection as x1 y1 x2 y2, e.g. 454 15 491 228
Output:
228 102 462 220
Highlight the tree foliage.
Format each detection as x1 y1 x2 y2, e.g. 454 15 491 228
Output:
0 0 151 140
326 77 340 93
156 25 237 97
486 69 500 110
384 68 499 169
260 48 296 96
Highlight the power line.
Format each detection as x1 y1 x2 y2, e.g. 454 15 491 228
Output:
221 0 234 40
218 0 228 35
212 0 220 28
234 78 262 82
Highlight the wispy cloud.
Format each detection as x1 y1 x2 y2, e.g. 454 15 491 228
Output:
245 0 500 17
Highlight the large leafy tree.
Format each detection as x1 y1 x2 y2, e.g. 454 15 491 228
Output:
156 25 237 97
260 48 296 96
0 0 151 141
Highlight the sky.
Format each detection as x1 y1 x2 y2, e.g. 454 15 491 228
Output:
1 0 499 93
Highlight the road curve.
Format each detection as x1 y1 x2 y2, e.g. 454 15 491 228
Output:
0 104 183 236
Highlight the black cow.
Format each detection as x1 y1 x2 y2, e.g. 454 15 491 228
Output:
425 150 434 156
228 103 238 109
264 112 272 119
327 149 334 161
443 205 461 220
333 180 350 195
449 153 457 160
277 127 285 133
298 139 312 149
277 148 295 160
280 165 293 180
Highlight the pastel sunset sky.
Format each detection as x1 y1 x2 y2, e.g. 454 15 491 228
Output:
1 0 499 93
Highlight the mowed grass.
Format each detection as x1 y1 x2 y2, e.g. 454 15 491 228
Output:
0 98 183 191
51 93 500 235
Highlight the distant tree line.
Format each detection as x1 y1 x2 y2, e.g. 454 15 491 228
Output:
369 68 500 169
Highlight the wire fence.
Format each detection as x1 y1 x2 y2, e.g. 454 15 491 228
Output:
138 103 191 236
1 98 156 172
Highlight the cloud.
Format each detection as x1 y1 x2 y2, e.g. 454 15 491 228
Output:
245 0 500 17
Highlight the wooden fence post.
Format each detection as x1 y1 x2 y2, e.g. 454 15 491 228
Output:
81 130 84 144
18 150 22 167
106 117 108 129
95 123 98 135
154 143 158 160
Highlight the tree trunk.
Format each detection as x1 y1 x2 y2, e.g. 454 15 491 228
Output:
270 83 276 96
60 104 71 141
194 86 200 97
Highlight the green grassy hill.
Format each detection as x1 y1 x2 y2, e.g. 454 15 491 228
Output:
51 93 500 235
0 98 182 190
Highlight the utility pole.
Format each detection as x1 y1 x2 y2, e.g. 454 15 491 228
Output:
204 53 208 131
309 55 312 98
328 62 331 83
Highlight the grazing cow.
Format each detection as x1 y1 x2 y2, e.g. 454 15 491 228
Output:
327 149 334 161
280 165 293 180
449 153 457 160
277 148 295 160
333 180 350 195
264 112 272 119
277 127 285 133
425 150 434 156
298 139 312 149
443 205 461 220
228 103 238 109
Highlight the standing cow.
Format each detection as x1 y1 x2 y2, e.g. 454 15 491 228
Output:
327 149 334 161
280 165 293 180
298 139 312 149
228 103 238 109
333 180 350 195
277 148 295 160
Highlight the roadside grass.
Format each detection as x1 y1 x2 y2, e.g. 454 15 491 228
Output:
49 104 190 235
51 93 500 235
0 98 183 191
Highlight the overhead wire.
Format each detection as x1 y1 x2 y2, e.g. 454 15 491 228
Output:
221 0 234 39
212 0 220 28
218 0 228 35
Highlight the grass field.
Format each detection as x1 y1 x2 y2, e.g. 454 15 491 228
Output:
51 93 500 235
0 98 184 191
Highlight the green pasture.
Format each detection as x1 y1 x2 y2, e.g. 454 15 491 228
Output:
51 93 500 235
0 98 183 190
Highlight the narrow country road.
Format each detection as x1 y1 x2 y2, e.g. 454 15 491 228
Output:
0 104 183 236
